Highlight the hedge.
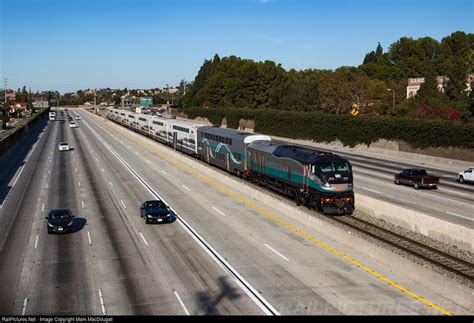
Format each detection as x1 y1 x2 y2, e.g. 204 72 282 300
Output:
182 107 474 149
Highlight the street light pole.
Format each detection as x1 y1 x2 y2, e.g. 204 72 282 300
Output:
387 88 395 108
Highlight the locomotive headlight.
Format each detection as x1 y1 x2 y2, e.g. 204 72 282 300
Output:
322 182 331 188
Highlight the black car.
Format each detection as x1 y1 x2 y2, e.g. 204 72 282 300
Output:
46 208 75 233
140 200 174 224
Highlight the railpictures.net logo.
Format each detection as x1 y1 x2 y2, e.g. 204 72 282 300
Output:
1 318 113 323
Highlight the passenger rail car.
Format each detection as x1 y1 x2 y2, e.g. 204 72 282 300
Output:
105 108 355 215
197 127 271 177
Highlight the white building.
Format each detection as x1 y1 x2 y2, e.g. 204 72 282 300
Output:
406 76 449 98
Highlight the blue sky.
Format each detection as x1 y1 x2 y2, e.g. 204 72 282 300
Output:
1 0 472 93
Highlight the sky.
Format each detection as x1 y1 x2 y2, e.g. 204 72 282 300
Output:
0 0 472 93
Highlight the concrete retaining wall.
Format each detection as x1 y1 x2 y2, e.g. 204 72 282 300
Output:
356 194 473 253
92 111 473 311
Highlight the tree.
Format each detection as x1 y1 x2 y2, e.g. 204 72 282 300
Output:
375 42 383 58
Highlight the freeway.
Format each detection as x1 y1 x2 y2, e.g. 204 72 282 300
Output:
0 108 469 315
274 137 474 227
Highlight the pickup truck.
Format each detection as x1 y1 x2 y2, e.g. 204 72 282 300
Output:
394 169 439 189
458 167 474 184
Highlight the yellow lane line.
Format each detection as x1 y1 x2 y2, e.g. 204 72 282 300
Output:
91 111 454 316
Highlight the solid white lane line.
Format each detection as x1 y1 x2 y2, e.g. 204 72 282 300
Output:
120 199 127 209
82 201 85 209
264 243 290 262
212 206 226 217
445 211 473 221
181 184 191 192
161 169 167 175
174 291 190 315
11 166 25 187
87 231 92 245
24 142 38 162
34 235 39 249
139 232 149 246
98 289 106 315
437 187 474 200
82 119 279 316
42 203 44 212
45 183 48 189
146 160 152 164
21 297 28 315
78 181 81 187
359 186 382 194
109 181 113 187
75 168 77 173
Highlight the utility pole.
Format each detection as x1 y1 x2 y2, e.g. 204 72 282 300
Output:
387 88 395 108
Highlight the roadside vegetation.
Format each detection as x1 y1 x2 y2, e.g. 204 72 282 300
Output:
181 31 474 149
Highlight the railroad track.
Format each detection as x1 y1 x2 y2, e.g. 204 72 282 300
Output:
105 113 474 282
330 215 474 282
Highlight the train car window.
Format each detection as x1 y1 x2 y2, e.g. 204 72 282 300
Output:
319 163 335 173
335 162 349 172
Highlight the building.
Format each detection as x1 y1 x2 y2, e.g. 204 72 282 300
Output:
33 100 49 108
5 92 16 101
406 76 449 98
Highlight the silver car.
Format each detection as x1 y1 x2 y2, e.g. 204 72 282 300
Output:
58 142 70 151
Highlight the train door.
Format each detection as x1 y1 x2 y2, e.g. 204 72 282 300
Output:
302 165 310 194
173 132 177 150
226 153 230 172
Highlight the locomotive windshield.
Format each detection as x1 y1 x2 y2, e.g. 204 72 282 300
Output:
318 162 350 173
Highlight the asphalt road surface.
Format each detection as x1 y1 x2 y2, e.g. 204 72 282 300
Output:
0 109 469 315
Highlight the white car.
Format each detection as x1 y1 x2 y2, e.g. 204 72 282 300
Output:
69 122 78 128
58 142 70 151
75 115 81 120
458 167 474 184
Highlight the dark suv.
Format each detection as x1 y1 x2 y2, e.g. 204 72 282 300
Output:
140 200 175 224
46 208 75 233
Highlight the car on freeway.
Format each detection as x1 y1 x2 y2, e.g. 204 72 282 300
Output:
46 208 75 234
458 167 474 184
58 142 70 151
69 121 78 128
139 200 175 224
75 115 81 120
394 168 439 189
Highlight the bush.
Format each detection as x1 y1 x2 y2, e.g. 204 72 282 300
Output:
182 107 474 149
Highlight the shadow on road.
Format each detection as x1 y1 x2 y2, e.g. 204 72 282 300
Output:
0 117 48 205
195 276 241 315
72 217 87 232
